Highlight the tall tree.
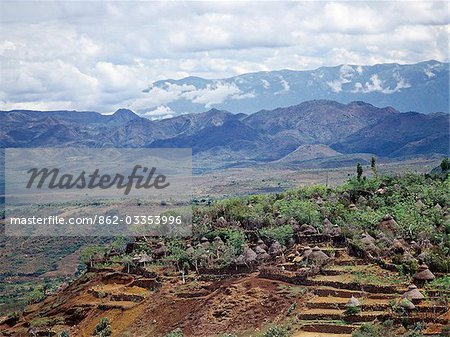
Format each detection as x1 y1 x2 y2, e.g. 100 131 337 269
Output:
356 163 363 181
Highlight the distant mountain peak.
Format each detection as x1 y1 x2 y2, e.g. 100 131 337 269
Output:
140 60 448 115
111 108 140 122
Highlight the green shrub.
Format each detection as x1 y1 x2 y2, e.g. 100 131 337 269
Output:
261 325 290 337
165 328 184 337
345 305 361 315
260 225 294 246
274 199 320 226
93 317 112 336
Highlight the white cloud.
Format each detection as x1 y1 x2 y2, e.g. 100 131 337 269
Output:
261 79 270 89
141 105 174 120
183 82 242 108
326 64 356 93
352 73 411 94
0 1 448 112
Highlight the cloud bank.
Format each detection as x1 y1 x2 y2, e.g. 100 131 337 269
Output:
0 1 448 113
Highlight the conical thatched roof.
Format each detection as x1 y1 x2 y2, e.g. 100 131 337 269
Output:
379 214 398 233
269 241 283 256
366 243 381 257
435 203 442 210
323 218 333 234
402 284 425 300
255 245 267 254
243 248 257 264
301 246 312 258
399 298 416 310
413 264 435 281
257 252 270 262
330 224 341 237
288 217 299 226
200 236 209 243
257 239 268 250
415 200 425 208
308 246 329 262
299 224 317 235
361 233 375 245
346 296 361 307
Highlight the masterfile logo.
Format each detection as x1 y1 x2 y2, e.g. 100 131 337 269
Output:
5 148 192 237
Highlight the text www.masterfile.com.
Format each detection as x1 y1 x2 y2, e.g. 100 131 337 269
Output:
8 215 183 226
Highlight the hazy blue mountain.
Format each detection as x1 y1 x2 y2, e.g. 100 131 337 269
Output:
1 101 448 169
142 60 448 116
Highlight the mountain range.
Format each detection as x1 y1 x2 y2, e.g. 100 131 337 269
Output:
140 60 449 117
1 100 448 170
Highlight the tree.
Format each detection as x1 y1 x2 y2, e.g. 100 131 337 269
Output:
80 245 106 268
356 163 363 181
93 317 112 336
371 157 378 178
121 255 133 274
440 158 450 172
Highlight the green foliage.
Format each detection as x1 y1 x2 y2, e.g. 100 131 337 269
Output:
261 325 290 337
206 228 246 254
274 199 320 226
219 334 237 337
345 305 361 315
441 158 450 172
356 163 363 181
165 328 184 337
287 302 297 315
80 245 106 267
260 225 293 246
93 317 112 336
427 275 450 291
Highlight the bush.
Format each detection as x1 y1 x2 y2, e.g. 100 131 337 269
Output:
345 305 361 315
261 325 290 337
274 199 321 226
260 225 294 246
165 328 184 337
93 317 112 336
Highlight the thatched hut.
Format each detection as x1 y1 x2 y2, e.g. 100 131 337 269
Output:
413 264 435 284
322 218 333 235
269 241 284 256
216 216 228 227
376 232 392 246
399 298 416 310
186 244 195 255
361 233 375 245
415 200 425 209
402 284 425 302
299 224 317 235
301 246 312 258
255 245 267 255
257 239 268 251
346 296 361 307
243 247 257 264
308 246 329 264
379 214 398 233
330 224 341 237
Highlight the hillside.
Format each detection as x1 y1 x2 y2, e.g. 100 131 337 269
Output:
1 172 449 336
1 100 448 170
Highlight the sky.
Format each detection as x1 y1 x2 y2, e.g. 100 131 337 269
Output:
0 1 449 114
